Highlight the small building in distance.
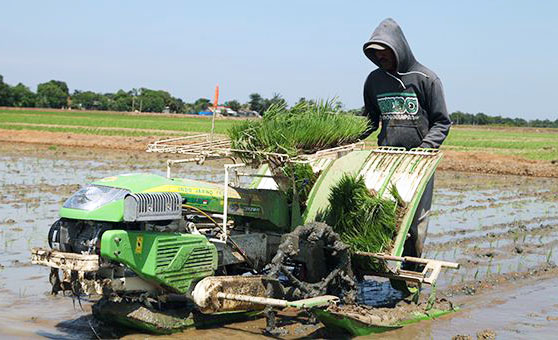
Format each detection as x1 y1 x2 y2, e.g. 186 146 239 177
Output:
198 106 261 118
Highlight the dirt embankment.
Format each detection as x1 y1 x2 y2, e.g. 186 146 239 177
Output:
439 150 558 178
1 128 558 177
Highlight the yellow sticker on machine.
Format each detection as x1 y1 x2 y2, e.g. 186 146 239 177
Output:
135 235 143 254
145 185 241 199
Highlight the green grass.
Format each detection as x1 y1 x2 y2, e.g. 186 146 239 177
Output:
362 126 558 161
0 123 172 137
0 109 236 134
442 127 558 161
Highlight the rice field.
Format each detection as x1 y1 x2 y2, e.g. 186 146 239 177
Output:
1 108 557 160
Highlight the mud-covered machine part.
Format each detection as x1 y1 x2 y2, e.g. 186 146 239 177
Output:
265 222 357 302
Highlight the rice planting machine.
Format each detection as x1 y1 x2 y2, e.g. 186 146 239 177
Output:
31 134 459 335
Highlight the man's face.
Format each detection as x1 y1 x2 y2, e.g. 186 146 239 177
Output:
374 48 396 73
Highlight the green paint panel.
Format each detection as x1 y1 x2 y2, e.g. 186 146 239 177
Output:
314 307 456 336
60 173 290 230
101 230 217 294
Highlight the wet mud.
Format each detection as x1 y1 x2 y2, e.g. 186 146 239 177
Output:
1 142 558 338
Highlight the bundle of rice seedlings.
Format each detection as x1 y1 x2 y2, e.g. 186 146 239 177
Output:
228 100 367 209
228 99 368 164
324 174 398 272
281 163 317 209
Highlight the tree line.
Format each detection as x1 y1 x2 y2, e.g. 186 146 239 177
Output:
0 75 296 115
0 75 556 127
449 111 558 128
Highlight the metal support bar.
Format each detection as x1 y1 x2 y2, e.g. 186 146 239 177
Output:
31 248 99 272
222 163 245 242
216 292 339 309
355 251 459 285
166 158 202 178
217 292 289 308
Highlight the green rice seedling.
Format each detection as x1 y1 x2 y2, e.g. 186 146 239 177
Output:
324 174 398 272
426 283 437 311
281 163 317 211
449 273 455 285
486 258 493 277
228 100 368 164
546 247 553 264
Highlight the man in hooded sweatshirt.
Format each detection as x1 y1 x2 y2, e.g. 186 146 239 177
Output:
361 18 451 260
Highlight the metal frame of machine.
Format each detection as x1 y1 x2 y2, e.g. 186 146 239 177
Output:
30 132 459 335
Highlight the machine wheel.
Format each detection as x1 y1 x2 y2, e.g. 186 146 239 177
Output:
266 222 357 303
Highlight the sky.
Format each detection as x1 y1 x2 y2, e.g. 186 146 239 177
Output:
2 1 558 120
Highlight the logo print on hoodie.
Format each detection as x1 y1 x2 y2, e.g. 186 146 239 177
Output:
377 92 419 121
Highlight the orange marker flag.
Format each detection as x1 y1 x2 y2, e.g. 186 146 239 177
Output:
213 85 219 110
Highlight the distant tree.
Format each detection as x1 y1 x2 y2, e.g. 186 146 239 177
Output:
193 98 211 113
224 100 241 112
248 93 265 114
474 112 489 125
141 95 165 112
513 117 527 126
450 111 466 125
168 97 185 113
107 89 132 111
0 75 14 106
11 83 36 107
333 100 344 111
260 92 286 114
345 106 364 116
266 93 286 109
37 80 69 108
182 102 196 114
295 97 316 107
72 90 102 110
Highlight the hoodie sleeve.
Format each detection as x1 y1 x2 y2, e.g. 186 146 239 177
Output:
360 76 381 139
420 77 451 148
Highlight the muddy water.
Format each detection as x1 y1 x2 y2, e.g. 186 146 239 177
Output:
1 142 558 339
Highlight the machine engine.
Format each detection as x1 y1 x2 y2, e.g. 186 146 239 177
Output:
48 218 113 255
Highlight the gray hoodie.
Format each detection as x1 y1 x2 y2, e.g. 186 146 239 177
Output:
362 18 451 149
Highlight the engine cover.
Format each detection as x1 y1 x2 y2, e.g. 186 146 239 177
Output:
123 192 182 222
100 230 217 294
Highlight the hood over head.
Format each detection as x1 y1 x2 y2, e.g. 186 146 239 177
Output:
363 18 416 73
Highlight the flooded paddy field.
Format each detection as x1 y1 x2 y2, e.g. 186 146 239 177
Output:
1 142 558 339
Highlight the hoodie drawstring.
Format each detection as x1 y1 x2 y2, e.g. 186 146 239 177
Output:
384 70 430 90
384 71 407 89
398 70 430 78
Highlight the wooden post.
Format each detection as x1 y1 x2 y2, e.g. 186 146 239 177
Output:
210 84 219 142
